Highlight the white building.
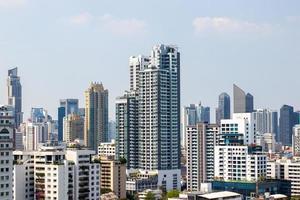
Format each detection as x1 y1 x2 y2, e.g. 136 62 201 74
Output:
13 142 100 200
220 113 255 145
98 139 116 158
293 125 300 156
214 145 267 181
267 159 300 196
0 105 14 200
22 121 49 150
66 148 100 200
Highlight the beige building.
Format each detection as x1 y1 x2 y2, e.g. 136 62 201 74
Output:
63 114 84 143
100 156 126 199
84 82 108 153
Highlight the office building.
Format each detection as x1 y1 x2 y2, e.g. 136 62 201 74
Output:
57 99 79 142
216 92 230 125
115 91 139 169
100 156 126 199
279 105 296 146
212 180 291 198
7 67 22 127
30 108 51 123
63 114 84 144
0 105 14 200
84 83 109 152
233 84 254 113
108 120 116 141
252 109 278 140
186 123 219 191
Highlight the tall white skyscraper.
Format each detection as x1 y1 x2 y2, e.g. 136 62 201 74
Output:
0 105 14 200
116 44 181 191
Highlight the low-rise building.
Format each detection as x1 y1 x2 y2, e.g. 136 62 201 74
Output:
100 156 126 199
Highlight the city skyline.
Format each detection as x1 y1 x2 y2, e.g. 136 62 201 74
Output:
0 0 300 120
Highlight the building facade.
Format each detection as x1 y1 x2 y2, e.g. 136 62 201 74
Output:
186 123 219 191
63 114 84 144
0 105 14 200
100 156 126 199
84 83 109 152
7 68 22 127
279 105 296 146
216 92 231 125
57 99 79 142
233 84 254 113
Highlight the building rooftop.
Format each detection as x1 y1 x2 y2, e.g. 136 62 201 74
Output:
199 191 241 199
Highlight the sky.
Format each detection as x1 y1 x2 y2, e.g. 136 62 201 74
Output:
0 0 300 121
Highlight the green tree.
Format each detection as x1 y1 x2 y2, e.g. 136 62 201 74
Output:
167 189 180 198
100 188 112 195
145 192 156 200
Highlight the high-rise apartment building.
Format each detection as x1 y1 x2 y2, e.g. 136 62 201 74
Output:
138 45 181 184
63 114 84 144
84 83 109 152
0 105 14 200
279 105 296 146
116 44 181 191
186 123 219 191
57 99 79 142
216 92 230 125
7 67 22 127
233 84 254 113
115 91 139 169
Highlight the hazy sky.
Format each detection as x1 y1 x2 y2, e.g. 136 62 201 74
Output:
0 0 299 121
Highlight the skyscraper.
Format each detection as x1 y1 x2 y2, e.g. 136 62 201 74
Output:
7 67 22 127
279 105 296 146
0 105 15 200
84 83 108 152
57 99 79 142
116 44 181 191
216 92 230 125
63 114 84 144
252 109 278 139
138 45 180 173
233 84 254 113
246 93 254 113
